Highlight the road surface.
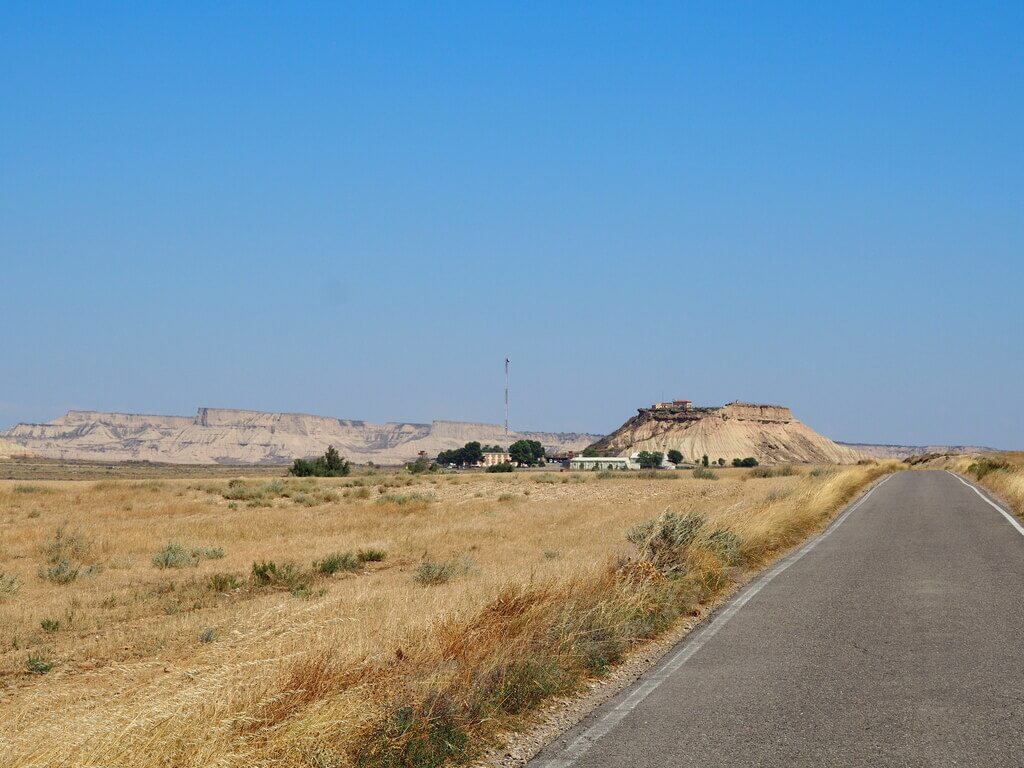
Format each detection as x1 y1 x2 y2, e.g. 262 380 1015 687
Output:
530 470 1024 767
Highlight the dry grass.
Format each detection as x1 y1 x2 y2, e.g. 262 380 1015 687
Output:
0 464 896 767
941 452 1024 518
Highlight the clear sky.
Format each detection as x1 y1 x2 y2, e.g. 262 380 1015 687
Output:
2 2 1022 448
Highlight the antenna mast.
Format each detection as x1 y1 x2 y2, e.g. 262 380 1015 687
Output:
504 357 510 442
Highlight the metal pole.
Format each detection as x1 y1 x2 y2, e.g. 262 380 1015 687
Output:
504 358 509 442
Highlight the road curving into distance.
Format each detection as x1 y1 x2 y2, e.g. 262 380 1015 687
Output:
530 470 1024 768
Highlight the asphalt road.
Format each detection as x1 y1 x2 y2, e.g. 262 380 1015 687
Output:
530 470 1024 767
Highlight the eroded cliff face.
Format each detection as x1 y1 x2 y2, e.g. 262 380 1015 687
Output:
588 401 864 465
1 409 600 465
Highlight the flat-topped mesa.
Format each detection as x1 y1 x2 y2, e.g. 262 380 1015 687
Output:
1 408 601 465
718 402 793 423
589 399 862 465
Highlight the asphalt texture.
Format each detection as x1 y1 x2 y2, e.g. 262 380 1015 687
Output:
530 470 1024 767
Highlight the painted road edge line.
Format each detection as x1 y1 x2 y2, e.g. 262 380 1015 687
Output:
534 473 895 768
947 470 1024 538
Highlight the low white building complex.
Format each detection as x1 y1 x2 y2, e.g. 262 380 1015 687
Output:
569 455 637 471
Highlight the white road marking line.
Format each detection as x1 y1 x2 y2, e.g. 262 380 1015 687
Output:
534 474 894 768
947 470 1024 538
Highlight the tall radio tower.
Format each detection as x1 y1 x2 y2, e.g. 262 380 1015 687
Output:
504 357 510 441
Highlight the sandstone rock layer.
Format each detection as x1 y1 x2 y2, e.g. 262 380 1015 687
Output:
2 409 601 465
587 402 864 465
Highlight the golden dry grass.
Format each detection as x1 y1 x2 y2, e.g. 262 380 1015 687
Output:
0 463 895 767
941 452 1024 518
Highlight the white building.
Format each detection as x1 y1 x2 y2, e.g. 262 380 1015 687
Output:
569 452 678 471
569 456 637 471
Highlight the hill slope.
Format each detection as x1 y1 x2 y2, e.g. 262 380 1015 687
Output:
588 402 864 465
2 408 600 465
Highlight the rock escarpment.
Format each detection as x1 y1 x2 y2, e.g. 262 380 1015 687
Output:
2 408 600 465
587 401 864 465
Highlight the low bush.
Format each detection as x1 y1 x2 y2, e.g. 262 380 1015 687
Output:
692 467 718 480
967 458 1009 481
251 560 314 596
152 543 225 568
413 557 468 585
207 572 245 592
486 462 514 473
357 548 386 563
639 470 679 480
315 551 360 575
0 572 19 598
199 627 218 643
39 559 80 584
40 618 60 633
26 654 54 675
375 492 436 506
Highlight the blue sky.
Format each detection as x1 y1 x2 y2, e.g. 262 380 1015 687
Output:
2 2 1022 447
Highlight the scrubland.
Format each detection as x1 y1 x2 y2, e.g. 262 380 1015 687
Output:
0 462 894 768
941 452 1024 518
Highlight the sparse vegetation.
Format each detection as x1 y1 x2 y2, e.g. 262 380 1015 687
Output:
692 466 718 480
0 573 20 599
152 543 225 568
26 654 54 675
413 556 469 585
0 461 896 767
314 551 360 575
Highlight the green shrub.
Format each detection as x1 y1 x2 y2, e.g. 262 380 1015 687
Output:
667 449 684 465
207 572 245 592
315 551 360 575
152 543 224 568
0 572 19 598
639 470 679 480
251 560 313 595
413 557 467 585
40 618 60 633
732 457 760 468
707 529 743 565
14 484 51 494
486 462 514 473
627 511 707 571
357 548 386 563
199 627 218 643
376 492 436 506
26 654 54 674
692 467 717 480
39 559 80 584
967 458 1009 481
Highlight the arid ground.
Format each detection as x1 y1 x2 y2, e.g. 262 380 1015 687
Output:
0 462 893 767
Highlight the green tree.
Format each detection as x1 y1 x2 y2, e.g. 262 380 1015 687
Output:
702 454 709 467
637 451 664 469
509 439 545 466
717 458 726 466
732 457 759 468
289 446 350 477
667 449 684 465
581 447 600 457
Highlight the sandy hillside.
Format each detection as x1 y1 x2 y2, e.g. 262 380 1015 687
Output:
589 401 864 464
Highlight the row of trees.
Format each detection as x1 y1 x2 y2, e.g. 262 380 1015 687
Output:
437 441 485 467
